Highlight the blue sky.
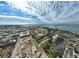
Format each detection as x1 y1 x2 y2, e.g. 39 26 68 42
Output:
0 1 79 24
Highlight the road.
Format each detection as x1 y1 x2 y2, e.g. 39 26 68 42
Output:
39 39 49 46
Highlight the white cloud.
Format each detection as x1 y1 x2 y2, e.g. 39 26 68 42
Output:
0 15 33 21
0 1 79 24
0 15 38 24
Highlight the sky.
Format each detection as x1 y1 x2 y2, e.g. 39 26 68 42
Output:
0 1 79 24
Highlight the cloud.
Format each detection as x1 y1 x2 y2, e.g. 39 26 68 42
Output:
0 1 79 24
0 15 38 24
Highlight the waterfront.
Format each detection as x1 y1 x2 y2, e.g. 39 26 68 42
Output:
45 24 79 34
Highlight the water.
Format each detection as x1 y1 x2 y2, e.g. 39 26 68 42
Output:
45 24 79 34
